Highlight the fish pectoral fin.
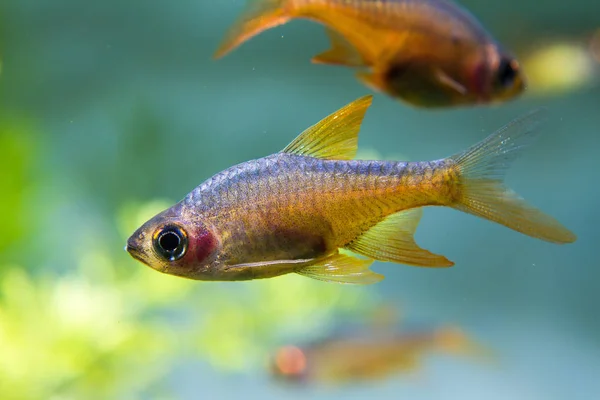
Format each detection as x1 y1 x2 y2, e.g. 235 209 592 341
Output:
434 68 467 95
346 208 454 267
281 95 373 160
296 252 383 284
312 28 366 67
223 258 315 280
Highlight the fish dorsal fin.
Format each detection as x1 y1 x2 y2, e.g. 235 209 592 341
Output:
282 95 373 160
346 208 454 267
296 252 383 284
312 28 366 67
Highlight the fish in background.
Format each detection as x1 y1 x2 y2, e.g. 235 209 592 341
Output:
270 323 489 384
517 30 600 97
125 95 575 284
214 0 525 108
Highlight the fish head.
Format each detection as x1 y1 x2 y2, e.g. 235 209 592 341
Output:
270 345 308 383
470 44 526 104
126 202 220 279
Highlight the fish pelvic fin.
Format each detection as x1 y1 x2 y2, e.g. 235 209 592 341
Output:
282 95 373 160
296 252 383 284
214 0 292 59
312 28 366 67
346 208 454 267
449 108 576 244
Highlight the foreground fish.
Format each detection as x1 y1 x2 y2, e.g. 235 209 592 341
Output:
126 95 575 284
271 326 486 384
214 0 525 107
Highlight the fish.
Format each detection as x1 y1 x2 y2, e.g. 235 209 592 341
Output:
126 95 576 284
213 0 525 107
520 39 598 97
270 325 488 384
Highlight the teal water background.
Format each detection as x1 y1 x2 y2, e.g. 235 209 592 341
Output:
0 1 598 399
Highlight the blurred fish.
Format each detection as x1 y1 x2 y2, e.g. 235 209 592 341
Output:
270 325 488 384
520 38 599 97
214 0 525 107
126 96 575 284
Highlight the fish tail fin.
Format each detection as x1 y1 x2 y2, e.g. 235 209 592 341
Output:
213 0 292 59
448 108 576 244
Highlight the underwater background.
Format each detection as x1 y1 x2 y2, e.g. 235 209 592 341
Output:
0 0 599 399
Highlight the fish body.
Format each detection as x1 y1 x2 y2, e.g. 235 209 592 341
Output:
185 155 455 274
126 96 576 284
271 326 484 383
214 0 525 107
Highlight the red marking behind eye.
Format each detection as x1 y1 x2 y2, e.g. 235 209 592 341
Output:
192 227 218 263
470 62 488 100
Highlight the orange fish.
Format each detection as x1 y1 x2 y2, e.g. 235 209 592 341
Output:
271 325 488 384
125 96 575 284
214 0 525 107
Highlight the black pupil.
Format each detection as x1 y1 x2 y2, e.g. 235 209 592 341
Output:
159 231 180 252
498 59 517 87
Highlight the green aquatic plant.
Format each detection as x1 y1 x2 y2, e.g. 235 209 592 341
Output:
0 121 37 256
0 199 376 399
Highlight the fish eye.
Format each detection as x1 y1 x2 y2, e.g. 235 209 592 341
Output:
496 57 519 88
153 225 188 261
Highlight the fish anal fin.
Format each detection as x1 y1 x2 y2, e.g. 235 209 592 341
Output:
312 28 366 67
296 252 382 284
281 95 373 160
346 208 454 267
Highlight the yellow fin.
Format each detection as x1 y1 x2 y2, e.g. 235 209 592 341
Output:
281 95 373 160
296 252 383 284
346 208 454 267
312 28 366 67
450 108 577 244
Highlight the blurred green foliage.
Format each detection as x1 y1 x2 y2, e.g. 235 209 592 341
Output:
0 196 376 399
0 121 36 255
0 0 598 398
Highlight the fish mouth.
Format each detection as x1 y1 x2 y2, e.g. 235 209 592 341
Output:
125 239 150 266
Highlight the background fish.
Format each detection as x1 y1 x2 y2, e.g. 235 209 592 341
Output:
126 96 575 284
270 325 488 384
214 0 525 107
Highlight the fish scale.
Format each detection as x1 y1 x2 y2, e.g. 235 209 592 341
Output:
197 153 455 260
196 155 447 259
